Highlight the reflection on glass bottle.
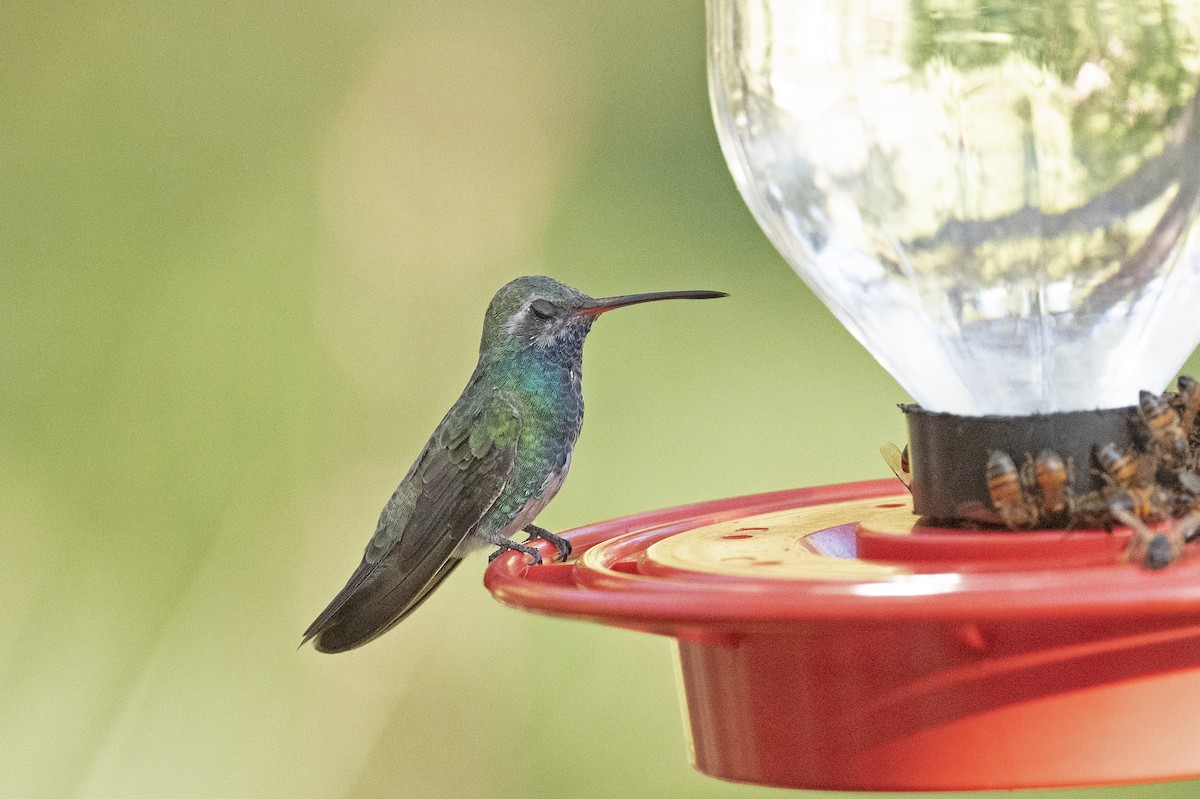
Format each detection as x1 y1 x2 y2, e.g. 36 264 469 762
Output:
709 0 1200 415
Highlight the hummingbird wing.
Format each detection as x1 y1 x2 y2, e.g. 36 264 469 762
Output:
303 388 521 652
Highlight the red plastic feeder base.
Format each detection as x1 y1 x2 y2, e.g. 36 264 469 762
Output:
484 481 1200 792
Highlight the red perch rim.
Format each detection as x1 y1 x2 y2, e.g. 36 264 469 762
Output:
484 480 1200 791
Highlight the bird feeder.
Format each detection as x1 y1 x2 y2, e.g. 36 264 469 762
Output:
487 0 1200 791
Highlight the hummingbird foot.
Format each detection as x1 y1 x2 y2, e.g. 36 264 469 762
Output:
486 539 543 566
522 524 572 562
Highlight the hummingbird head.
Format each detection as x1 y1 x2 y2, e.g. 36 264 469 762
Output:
480 276 727 361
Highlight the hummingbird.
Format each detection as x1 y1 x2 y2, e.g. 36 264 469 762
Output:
303 275 726 652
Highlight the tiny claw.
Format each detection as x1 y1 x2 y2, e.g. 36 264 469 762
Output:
488 540 542 566
522 524 572 562
541 532 573 562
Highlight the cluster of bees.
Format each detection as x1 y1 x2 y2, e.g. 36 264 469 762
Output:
987 377 1200 568
983 449 1071 529
884 376 1200 569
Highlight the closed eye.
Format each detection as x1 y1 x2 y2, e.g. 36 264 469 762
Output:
529 299 558 319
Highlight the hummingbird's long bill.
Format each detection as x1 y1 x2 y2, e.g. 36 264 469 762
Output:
579 289 729 316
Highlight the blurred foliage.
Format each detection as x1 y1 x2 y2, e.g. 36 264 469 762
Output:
908 0 1200 187
2 1 1199 798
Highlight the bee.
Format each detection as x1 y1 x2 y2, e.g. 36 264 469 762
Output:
1174 375 1200 442
1070 482 1172 530
1173 469 1200 517
1094 443 1154 488
880 442 912 491
1029 449 1072 521
1139 389 1189 465
986 450 1037 530
1114 506 1200 570
1179 511 1200 546
1113 506 1178 570
1069 490 1115 529
1107 483 1169 525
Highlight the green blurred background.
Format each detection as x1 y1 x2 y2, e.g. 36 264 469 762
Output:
4 2 1200 797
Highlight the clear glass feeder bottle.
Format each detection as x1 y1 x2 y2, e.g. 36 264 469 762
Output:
708 0 1200 415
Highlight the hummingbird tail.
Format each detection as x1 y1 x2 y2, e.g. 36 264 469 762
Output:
302 554 464 653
